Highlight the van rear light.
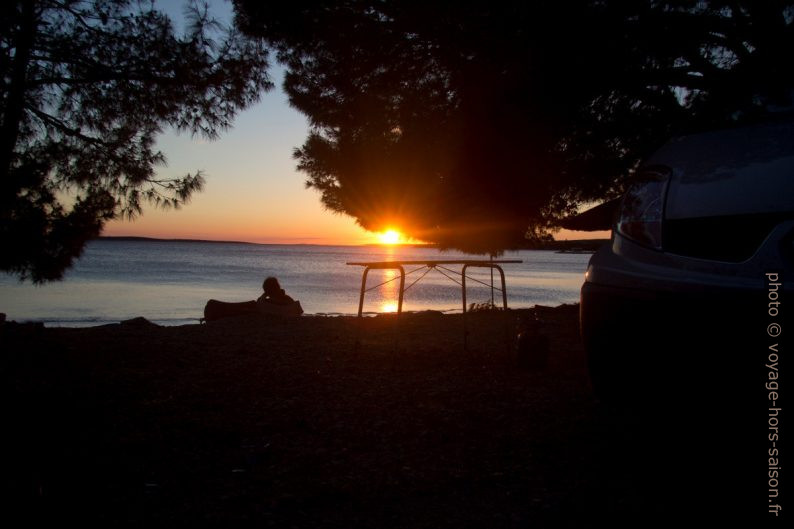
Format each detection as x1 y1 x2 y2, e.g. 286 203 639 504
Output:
616 168 670 250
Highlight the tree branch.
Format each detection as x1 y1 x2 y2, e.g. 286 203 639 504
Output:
44 0 107 34
27 72 183 87
26 104 109 147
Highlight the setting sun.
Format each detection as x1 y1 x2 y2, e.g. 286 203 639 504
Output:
378 229 402 245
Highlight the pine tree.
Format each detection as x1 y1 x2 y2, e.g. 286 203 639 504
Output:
235 0 793 253
1 0 272 281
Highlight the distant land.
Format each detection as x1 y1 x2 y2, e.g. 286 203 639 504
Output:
97 236 610 251
97 236 263 246
97 236 424 247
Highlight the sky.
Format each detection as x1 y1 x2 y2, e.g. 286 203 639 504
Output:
103 65 376 244
103 0 608 245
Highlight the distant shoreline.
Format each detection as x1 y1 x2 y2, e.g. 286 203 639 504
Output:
98 236 266 246
96 236 434 248
96 236 610 251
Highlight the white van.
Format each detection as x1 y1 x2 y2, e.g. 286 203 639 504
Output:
579 118 794 404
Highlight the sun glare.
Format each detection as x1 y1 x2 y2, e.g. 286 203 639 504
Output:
378 229 401 245
381 301 399 313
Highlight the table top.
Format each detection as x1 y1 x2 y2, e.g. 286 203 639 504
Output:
346 260 522 266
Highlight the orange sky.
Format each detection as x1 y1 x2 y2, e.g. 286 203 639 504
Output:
102 69 609 245
104 3 610 246
102 68 377 245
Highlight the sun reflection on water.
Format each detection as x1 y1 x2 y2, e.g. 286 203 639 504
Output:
380 301 399 313
377 267 400 313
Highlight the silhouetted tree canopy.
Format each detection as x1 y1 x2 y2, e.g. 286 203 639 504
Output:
235 0 793 253
1 0 271 281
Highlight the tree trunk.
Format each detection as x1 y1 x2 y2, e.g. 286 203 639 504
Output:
0 1 37 180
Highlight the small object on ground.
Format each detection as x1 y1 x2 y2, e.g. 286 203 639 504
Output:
203 299 258 322
468 301 500 312
203 298 303 322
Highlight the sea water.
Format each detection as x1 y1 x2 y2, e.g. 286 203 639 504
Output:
0 239 593 326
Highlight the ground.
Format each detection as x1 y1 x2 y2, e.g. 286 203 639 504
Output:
0 306 763 526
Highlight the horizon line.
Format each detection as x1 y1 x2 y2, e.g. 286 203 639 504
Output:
96 235 610 248
96 235 434 248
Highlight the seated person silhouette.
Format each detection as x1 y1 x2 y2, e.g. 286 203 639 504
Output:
202 276 302 322
258 277 294 305
256 277 303 316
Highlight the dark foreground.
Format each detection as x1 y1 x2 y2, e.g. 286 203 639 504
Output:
0 306 776 526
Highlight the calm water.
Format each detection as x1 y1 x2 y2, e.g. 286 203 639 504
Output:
0 239 592 326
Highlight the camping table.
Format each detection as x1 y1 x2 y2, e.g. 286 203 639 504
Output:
346 259 522 349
